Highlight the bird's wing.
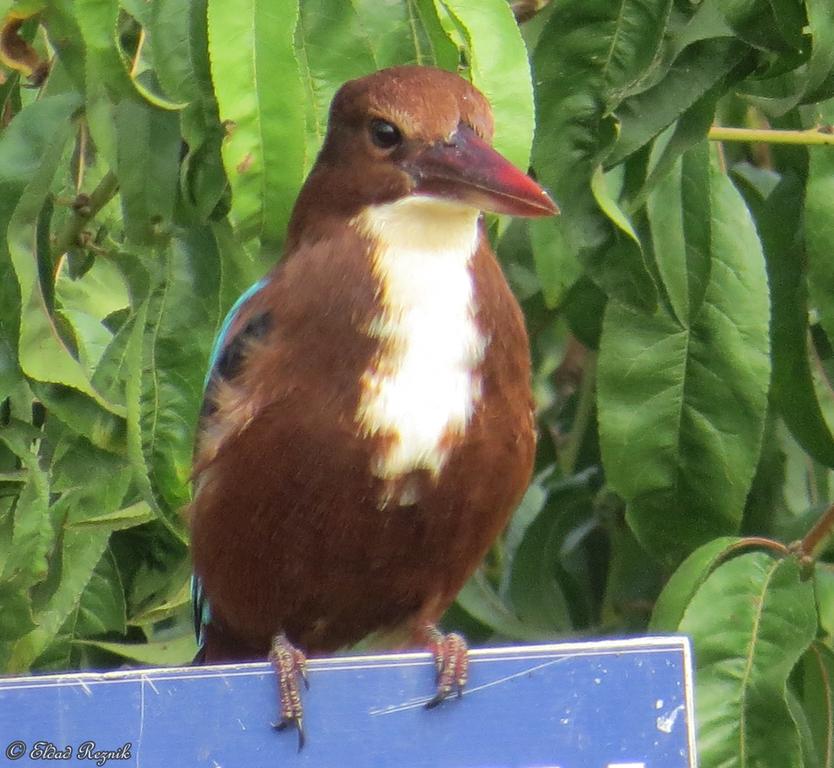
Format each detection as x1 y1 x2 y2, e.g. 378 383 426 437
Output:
193 276 276 473
193 276 271 661
203 276 271 393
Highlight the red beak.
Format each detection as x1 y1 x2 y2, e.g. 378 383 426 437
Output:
406 125 558 218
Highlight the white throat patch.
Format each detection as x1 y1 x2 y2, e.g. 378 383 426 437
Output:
354 196 486 485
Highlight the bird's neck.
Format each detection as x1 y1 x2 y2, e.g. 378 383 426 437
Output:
354 196 482 258
350 196 487 494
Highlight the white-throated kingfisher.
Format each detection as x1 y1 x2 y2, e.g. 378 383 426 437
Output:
189 65 557 746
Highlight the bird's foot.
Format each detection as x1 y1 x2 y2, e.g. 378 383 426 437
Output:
424 625 468 708
268 633 308 750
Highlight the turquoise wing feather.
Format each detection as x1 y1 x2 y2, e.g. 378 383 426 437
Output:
204 277 270 389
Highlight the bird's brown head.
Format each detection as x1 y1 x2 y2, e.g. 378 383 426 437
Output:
288 66 556 243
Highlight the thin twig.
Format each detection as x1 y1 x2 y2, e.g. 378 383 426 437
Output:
799 500 834 559
52 170 119 256
708 126 834 146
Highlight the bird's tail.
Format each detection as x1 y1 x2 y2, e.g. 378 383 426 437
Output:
191 573 210 664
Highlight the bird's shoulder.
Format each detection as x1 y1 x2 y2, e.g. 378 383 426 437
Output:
204 277 273 393
194 233 379 474
193 275 275 475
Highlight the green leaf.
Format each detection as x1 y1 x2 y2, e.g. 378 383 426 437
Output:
74 0 133 99
115 98 181 244
628 88 720 209
532 0 667 309
529 216 583 308
183 0 216 105
753 170 834 468
84 0 183 111
457 570 546 641
207 0 305 245
74 0 132 167
148 0 202 104
49 434 131 515
649 536 739 631
124 539 191 625
440 0 534 171
672 141 712 315
71 546 127 637
502 476 549 570
8 527 110 672
816 564 834 641
598 162 771 564
0 421 52 589
211 218 263 311
124 297 159 519
647 140 711 322
804 0 834 103
291 0 450 175
707 0 799 52
415 0 459 71
562 276 607 349
126 227 229 521
0 255 22 402
32 383 126 455
587 166 655 309
504 480 574 633
790 682 821 768
349 0 430 70
56 309 113 375
8 449 132 670
129 567 191 625
600 523 664 630
804 641 834 768
295 0 377 171
40 3 87 92
78 634 197 666
680 553 816 768
68 501 154 531
173 0 232 222
0 95 121 415
807 99 834 351
735 0 834 116
609 37 749 165
0 586 36 642
0 421 47 648
53 255 130 378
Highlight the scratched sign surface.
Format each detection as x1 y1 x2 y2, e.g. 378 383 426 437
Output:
0 637 696 768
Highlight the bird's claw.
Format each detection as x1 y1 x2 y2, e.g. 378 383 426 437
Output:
271 716 305 751
424 627 468 709
269 633 308 750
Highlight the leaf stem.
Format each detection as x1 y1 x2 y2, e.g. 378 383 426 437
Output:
52 170 119 256
708 126 834 146
727 536 791 558
799 500 834 559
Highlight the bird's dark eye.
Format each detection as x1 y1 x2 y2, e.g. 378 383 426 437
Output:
370 119 402 150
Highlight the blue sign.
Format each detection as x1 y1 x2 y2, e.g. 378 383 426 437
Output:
0 636 696 767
